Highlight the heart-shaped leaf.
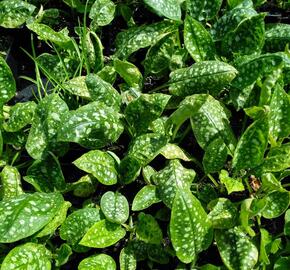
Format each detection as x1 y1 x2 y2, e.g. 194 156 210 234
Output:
132 185 161 211
73 150 118 185
184 16 215 62
79 254 116 270
136 212 163 244
100 191 129 224
169 62 237 97
215 227 258 270
0 192 64 243
80 219 126 248
0 57 16 105
170 189 213 263
144 0 181 21
60 207 102 245
57 101 123 149
153 159 196 208
0 243 51 270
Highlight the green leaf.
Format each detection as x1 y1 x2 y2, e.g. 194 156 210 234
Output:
115 20 179 59
24 154 66 192
125 94 170 136
36 201 71 238
215 227 258 270
219 170 245 194
89 0 115 27
0 0 36 28
262 191 290 219
114 59 143 89
264 24 290 52
100 191 129 224
26 94 69 160
159 144 191 161
232 117 269 171
71 174 97 198
284 209 290 236
54 243 72 267
186 0 222 21
274 257 290 270
118 156 141 185
269 85 290 140
0 192 64 243
153 160 196 208
97 65 116 84
60 208 102 245
136 212 163 244
143 32 179 75
79 254 116 270
0 243 51 270
184 16 215 62
169 61 237 97
79 219 126 248
207 198 238 229
203 138 228 174
27 22 72 47
120 246 137 270
57 101 123 149
3 101 36 132
85 74 121 110
132 185 161 211
170 189 213 263
261 143 290 172
0 165 23 200
73 150 118 185
0 57 16 105
261 173 283 192
221 13 266 56
127 133 168 166
144 0 181 21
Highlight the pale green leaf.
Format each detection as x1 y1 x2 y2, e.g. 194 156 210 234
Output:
219 170 245 194
79 254 116 270
0 57 16 105
132 185 161 211
89 0 115 27
159 144 191 161
120 246 137 270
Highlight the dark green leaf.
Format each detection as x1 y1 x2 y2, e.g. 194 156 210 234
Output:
284 209 290 236
264 24 290 52
54 243 72 267
0 57 16 105
186 0 222 21
274 257 290 270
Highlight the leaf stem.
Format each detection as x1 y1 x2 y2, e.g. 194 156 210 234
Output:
207 174 219 187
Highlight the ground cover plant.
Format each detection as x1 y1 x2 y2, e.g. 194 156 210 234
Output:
0 0 290 269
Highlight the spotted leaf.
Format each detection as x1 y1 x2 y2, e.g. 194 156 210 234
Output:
57 101 123 149
79 254 116 270
232 117 269 171
89 0 115 28
125 94 170 136
144 0 181 21
215 227 258 270
153 160 196 208
0 165 23 200
207 198 238 229
203 138 228 174
264 23 290 52
132 185 161 211
0 0 36 28
159 144 191 161
219 170 245 195
79 219 126 248
184 16 215 62
25 94 69 160
262 191 290 219
100 191 129 224
24 154 66 192
3 101 36 132
73 150 118 185
119 156 142 185
0 57 16 105
60 208 102 245
115 20 179 59
136 212 163 244
269 85 290 140
170 189 213 264
85 74 121 110
0 192 64 243
186 0 222 21
0 243 51 270
169 61 237 97
119 246 137 270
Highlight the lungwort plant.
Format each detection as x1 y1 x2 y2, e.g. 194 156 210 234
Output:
0 0 290 269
